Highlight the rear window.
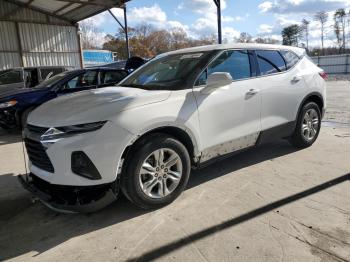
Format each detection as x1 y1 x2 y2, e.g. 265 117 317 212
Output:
256 50 286 75
102 70 127 84
40 68 64 80
0 70 22 85
280 51 300 69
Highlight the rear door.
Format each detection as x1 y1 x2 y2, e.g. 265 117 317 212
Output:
193 49 262 162
256 50 306 132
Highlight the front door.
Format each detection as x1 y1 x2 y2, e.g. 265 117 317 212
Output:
193 49 262 162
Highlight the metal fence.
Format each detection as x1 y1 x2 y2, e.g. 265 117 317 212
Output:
311 54 350 74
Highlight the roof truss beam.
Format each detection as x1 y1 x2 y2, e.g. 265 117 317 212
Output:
7 0 74 24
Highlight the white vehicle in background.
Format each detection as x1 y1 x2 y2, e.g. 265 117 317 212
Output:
19 43 327 212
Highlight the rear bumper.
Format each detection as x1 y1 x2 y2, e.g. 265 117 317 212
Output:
18 173 119 213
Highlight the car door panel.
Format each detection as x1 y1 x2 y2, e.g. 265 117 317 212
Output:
194 79 261 162
257 50 307 131
193 50 261 162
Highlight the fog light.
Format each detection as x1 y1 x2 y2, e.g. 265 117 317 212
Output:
71 151 101 180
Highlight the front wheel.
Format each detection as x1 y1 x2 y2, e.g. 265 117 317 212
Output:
121 134 191 209
289 102 321 148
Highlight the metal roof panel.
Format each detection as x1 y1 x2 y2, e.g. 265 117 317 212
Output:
8 0 129 23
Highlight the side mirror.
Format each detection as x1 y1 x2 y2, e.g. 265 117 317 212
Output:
201 72 233 94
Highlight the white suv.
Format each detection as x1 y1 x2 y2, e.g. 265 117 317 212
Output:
20 43 327 212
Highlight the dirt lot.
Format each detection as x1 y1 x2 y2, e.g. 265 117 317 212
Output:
0 81 349 262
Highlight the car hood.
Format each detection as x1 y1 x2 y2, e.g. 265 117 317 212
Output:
28 86 171 127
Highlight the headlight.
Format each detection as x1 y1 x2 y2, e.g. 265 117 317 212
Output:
40 121 107 147
55 121 107 134
0 100 17 109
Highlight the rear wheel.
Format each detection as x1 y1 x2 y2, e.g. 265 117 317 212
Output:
289 102 321 148
121 134 191 209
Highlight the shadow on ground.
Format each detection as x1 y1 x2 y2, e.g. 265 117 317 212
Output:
0 140 333 261
0 128 22 145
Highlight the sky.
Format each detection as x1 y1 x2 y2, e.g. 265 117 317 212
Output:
83 0 350 47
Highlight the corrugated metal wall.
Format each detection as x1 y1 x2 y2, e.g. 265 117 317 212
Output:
0 21 20 69
0 1 82 70
311 54 350 74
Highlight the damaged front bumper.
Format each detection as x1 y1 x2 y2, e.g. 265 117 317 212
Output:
18 173 119 213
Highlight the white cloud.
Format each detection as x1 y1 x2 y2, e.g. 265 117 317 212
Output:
82 1 241 44
258 0 350 14
258 24 274 33
128 4 167 23
110 5 189 33
178 0 227 14
178 0 241 38
258 1 273 13
223 27 241 42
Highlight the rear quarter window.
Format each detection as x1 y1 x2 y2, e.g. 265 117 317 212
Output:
256 50 286 75
280 50 300 69
40 68 64 80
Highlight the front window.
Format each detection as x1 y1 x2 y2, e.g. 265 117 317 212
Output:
33 71 71 89
119 51 215 90
62 71 98 90
195 50 252 86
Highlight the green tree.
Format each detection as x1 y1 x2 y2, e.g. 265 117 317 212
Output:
301 19 310 51
235 32 253 43
334 8 347 53
314 11 329 54
282 24 302 46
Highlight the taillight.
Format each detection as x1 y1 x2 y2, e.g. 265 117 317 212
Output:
319 71 328 80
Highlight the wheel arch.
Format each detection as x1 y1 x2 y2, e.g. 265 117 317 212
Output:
120 125 200 170
296 92 324 121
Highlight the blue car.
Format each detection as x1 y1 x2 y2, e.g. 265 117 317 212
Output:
0 68 128 129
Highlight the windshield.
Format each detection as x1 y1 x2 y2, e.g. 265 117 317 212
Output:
119 51 215 90
33 71 71 89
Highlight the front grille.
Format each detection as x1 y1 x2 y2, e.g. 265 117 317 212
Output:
27 124 48 135
25 138 54 173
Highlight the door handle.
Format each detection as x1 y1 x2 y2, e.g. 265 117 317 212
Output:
291 76 302 84
245 88 259 99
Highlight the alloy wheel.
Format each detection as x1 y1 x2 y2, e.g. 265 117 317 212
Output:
138 148 183 199
301 108 319 141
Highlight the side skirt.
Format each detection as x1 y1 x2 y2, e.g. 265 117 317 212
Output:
195 121 296 169
256 121 296 146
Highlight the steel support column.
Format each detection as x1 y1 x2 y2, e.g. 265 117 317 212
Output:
108 5 130 59
213 0 222 44
123 5 130 58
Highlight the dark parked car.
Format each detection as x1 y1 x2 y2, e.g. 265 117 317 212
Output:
0 68 128 129
0 66 70 94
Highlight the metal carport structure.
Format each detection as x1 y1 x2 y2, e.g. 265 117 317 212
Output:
0 0 129 70
0 0 223 70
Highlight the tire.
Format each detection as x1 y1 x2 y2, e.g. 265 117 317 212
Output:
289 102 321 148
121 133 191 209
